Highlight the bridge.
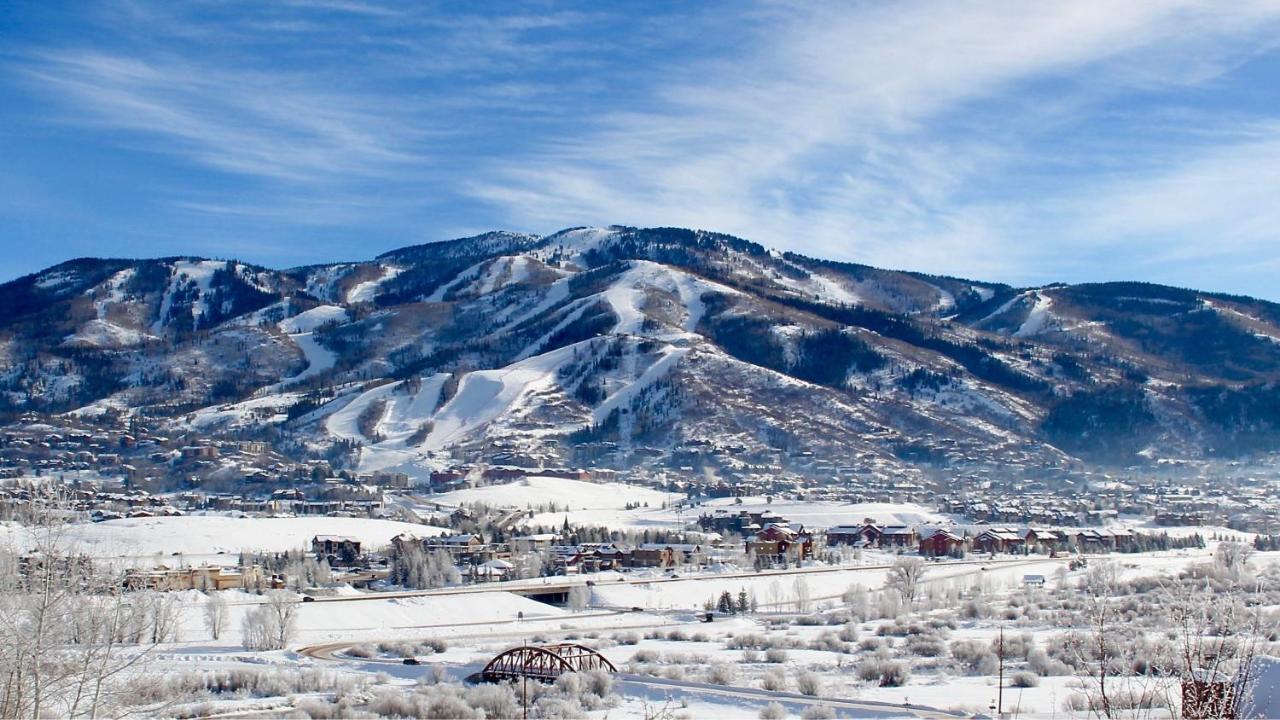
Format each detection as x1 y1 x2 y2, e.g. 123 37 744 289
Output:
480 643 617 683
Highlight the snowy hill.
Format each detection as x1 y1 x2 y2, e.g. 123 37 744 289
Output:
3 225 1280 481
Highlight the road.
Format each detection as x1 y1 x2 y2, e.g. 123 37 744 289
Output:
279 554 1070 607
615 673 968 719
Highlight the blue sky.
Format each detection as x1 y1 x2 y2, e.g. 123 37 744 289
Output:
4 1 1280 299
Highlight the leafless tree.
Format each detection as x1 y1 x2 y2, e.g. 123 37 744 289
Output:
567 585 591 612
0 516 161 717
886 556 926 608
203 593 228 640
241 591 299 651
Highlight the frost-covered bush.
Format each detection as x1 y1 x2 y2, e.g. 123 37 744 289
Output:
631 649 660 663
801 704 836 719
906 636 947 657
1027 648 1070 676
796 669 822 696
1011 671 1039 688
464 684 519 719
857 658 910 687
808 632 847 653
742 649 760 662
706 663 737 685
761 668 788 691
837 622 859 643
614 632 640 645
764 648 789 663
949 640 999 675
759 702 787 719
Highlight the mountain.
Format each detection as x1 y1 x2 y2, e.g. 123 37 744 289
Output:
3 225 1280 484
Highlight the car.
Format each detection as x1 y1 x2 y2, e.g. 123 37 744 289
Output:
630 606 644 612
402 658 419 665
301 595 316 602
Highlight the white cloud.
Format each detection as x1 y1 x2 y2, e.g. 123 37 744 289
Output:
469 0 1280 284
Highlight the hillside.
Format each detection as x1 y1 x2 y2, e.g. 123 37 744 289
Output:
3 225 1279 483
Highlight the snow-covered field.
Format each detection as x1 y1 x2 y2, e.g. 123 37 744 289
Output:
1 515 447 565
517 495 947 532
427 475 682 514
122 546 1258 719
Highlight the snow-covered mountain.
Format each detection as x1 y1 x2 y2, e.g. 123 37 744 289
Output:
4 225 1280 479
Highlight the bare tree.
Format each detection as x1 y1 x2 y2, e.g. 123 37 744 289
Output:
203 592 228 640
0 517 161 717
886 556 926 608
567 585 591 612
241 591 299 651
1214 541 1253 580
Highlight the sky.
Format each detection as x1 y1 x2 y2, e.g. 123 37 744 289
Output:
3 1 1280 300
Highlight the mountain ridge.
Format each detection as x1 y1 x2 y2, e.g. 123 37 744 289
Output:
2 225 1279 484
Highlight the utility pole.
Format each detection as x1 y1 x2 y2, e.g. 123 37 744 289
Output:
997 625 1005 718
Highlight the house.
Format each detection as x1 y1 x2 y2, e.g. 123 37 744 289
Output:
747 524 814 566
511 534 559 553
881 525 918 548
825 525 870 547
974 527 1024 554
1021 528 1059 552
918 528 965 557
312 535 362 561
124 564 274 592
633 543 703 568
1022 574 1046 589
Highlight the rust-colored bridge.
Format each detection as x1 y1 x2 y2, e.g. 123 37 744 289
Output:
479 643 617 683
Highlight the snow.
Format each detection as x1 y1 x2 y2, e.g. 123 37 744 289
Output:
187 391 303 430
304 264 353 303
152 260 227 333
285 333 337 383
494 274 572 330
424 261 487 302
279 305 348 333
593 346 688 424
63 319 154 348
468 256 535 296
1013 292 1055 338
326 376 449 445
346 265 404 304
1 516 449 567
34 269 78 290
419 343 583 450
427 476 681 511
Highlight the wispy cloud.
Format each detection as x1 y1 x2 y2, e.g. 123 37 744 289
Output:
21 50 427 183
468 0 1280 283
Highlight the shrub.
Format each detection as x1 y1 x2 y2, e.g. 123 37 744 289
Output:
614 632 640 645
906 636 947 657
796 669 823 696
742 649 760 663
857 658 909 687
950 639 999 675
809 632 846 653
706 663 737 685
765 648 789 663
465 684 519 719
759 702 787 720
801 705 836 719
1011 671 1039 688
761 668 788 692
1027 648 1070 676
837 622 859 643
